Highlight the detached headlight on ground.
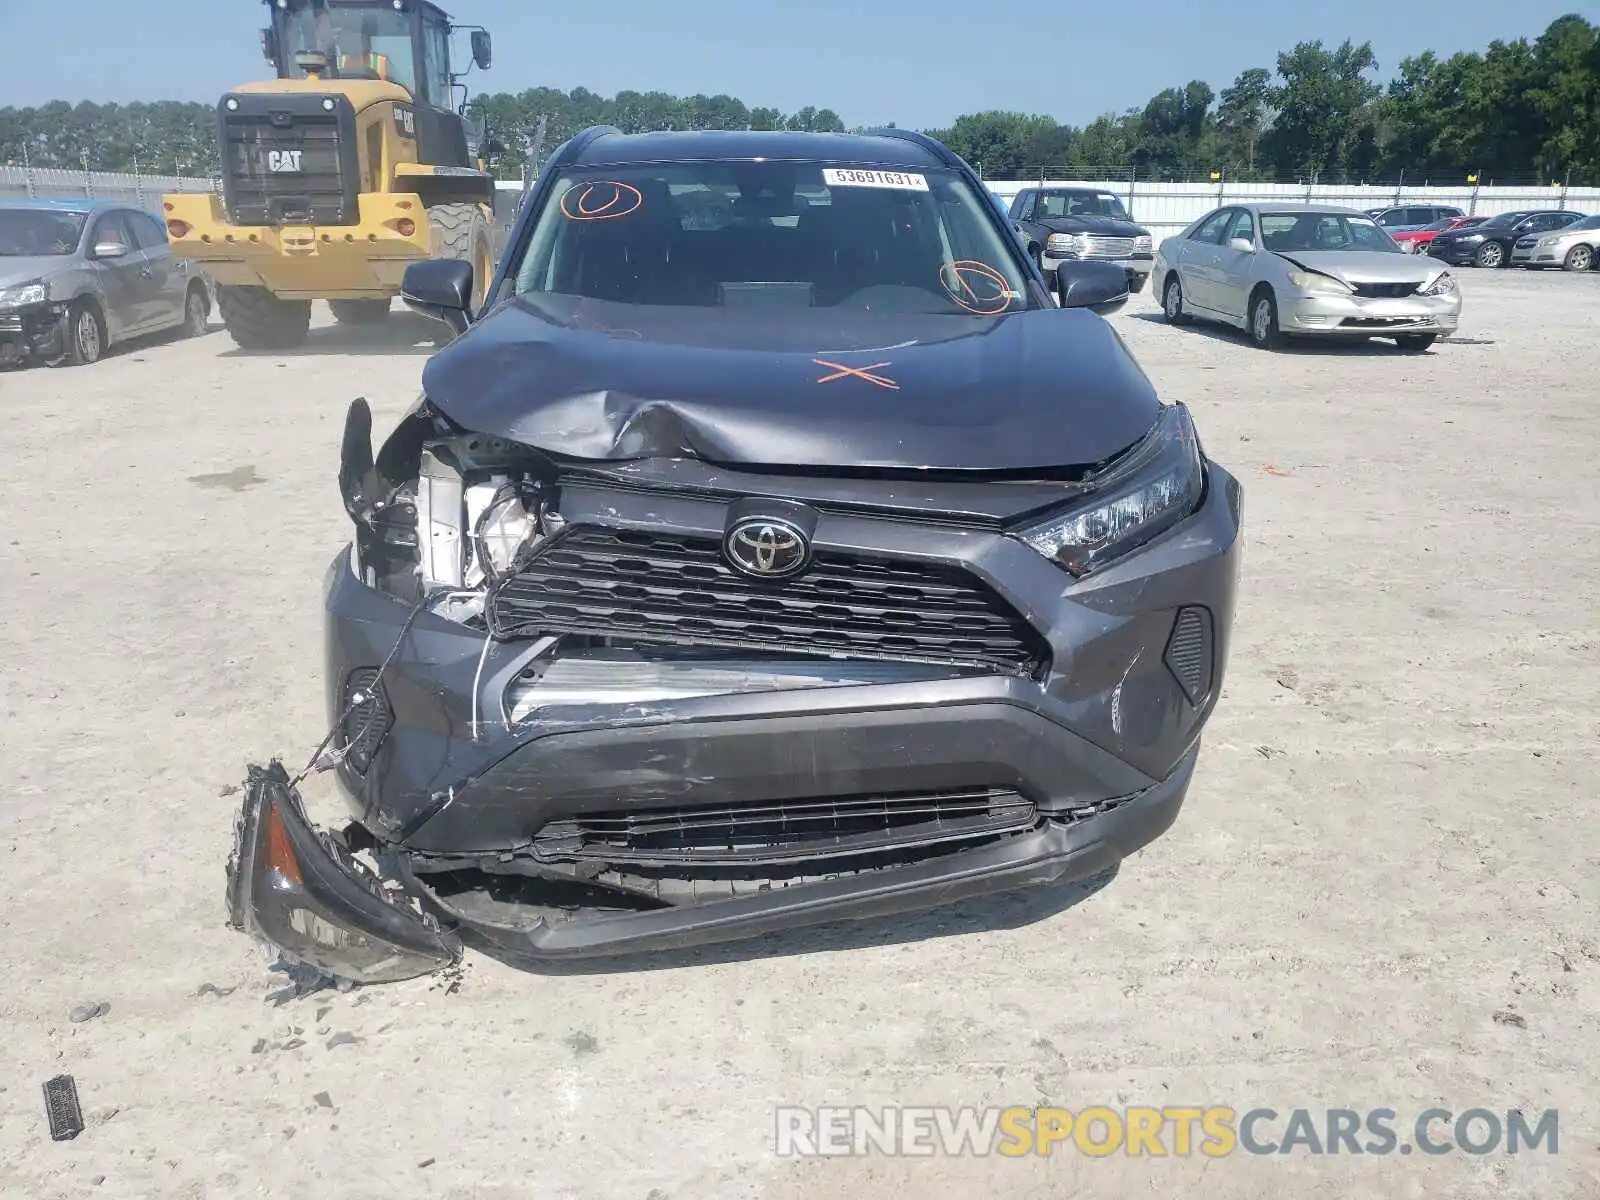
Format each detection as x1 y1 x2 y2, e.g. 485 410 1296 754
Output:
1420 272 1458 297
0 281 46 309
1016 404 1204 578
1288 271 1352 296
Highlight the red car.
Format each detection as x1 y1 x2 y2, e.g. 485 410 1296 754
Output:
1392 215 1487 254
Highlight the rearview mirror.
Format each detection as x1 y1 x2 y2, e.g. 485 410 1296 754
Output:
1054 260 1129 316
1228 237 1254 253
470 30 492 70
93 241 131 260
402 258 475 338
260 26 279 64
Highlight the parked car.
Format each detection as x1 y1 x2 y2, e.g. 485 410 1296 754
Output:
1365 204 1465 234
1510 213 1600 271
1007 186 1155 293
0 198 211 367
1391 214 1487 254
1428 209 1586 268
225 127 1243 980
1153 203 1461 351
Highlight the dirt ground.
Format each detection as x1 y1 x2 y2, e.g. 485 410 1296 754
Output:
2 269 1598 1200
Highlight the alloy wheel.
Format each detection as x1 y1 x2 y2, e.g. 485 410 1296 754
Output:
77 308 102 361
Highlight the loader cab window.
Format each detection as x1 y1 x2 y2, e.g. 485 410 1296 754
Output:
420 15 452 109
279 5 419 95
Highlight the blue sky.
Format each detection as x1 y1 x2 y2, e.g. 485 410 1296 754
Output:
0 0 1585 128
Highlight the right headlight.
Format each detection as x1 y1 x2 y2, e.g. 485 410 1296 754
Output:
1287 270 1352 296
1015 403 1204 578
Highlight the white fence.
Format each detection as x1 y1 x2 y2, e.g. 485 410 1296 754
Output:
0 165 217 212
985 179 1600 242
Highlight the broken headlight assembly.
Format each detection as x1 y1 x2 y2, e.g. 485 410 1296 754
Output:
0 281 47 309
341 399 557 611
1015 402 1204 578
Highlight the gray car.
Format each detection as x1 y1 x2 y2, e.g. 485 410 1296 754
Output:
1153 204 1463 352
1510 213 1600 271
0 199 212 367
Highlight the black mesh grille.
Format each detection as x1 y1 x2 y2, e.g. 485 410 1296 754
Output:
1351 282 1419 298
340 669 393 774
532 787 1038 869
1164 606 1214 706
221 100 358 226
488 527 1049 675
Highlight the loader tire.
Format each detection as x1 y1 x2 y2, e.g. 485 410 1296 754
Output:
424 201 494 312
329 298 393 326
217 286 312 351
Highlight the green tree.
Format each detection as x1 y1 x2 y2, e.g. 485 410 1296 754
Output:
1216 67 1273 174
1262 40 1382 176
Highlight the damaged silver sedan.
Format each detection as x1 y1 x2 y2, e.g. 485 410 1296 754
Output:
228 127 1243 981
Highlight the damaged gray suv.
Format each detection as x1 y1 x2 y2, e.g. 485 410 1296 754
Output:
229 128 1243 981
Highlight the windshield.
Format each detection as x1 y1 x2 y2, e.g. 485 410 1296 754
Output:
1568 215 1600 231
0 208 86 257
512 162 1034 315
280 3 417 93
1259 212 1399 253
1418 218 1457 232
1480 211 1530 228
1035 191 1128 219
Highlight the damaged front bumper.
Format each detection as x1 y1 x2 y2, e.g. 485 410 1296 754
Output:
0 302 66 365
226 762 460 984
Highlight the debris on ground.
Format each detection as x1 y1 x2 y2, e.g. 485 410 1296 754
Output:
313 1091 333 1109
196 983 236 998
325 1032 361 1050
42 1075 85 1141
1493 1010 1528 1029
69 1001 110 1024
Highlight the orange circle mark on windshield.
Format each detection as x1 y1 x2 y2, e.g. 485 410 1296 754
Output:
560 181 645 221
940 260 1013 315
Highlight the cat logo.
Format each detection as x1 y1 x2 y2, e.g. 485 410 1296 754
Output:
267 149 303 173
393 104 417 139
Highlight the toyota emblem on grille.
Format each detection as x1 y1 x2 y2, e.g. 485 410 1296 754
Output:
723 517 811 580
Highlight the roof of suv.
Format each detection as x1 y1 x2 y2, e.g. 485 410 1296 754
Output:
568 129 947 170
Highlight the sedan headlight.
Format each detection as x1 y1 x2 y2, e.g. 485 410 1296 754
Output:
1536 236 1558 247
1045 232 1091 256
0 281 47 309
1015 404 1204 578
1420 272 1457 297
1287 271 1352 296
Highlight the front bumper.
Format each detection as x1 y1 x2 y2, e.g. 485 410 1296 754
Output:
0 301 66 364
238 460 1242 976
1278 289 1461 337
162 191 437 299
1042 253 1154 288
1510 244 1561 266
1428 241 1488 266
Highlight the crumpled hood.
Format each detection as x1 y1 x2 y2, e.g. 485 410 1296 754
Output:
1275 250 1446 286
419 294 1162 472
0 256 69 292
1034 215 1147 238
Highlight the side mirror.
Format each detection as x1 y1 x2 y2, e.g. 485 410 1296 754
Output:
260 27 279 64
1054 260 1129 317
1227 237 1254 253
93 241 131 260
402 258 475 338
470 30 492 70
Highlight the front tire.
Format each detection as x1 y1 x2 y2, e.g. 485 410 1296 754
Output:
329 298 393 326
217 285 312 351
1248 289 1282 350
1563 244 1594 272
46 299 106 367
181 283 210 338
1161 274 1191 325
1474 240 1506 269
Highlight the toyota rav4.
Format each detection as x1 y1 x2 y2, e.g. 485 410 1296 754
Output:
227 127 1243 981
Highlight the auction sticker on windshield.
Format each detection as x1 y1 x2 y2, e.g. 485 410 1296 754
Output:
823 169 929 191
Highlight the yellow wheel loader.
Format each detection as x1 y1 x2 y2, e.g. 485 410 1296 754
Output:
163 0 499 350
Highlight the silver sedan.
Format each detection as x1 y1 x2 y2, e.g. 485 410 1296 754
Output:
1152 204 1463 352
1510 214 1600 271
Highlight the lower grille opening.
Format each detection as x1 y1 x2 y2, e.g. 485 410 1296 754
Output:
533 787 1038 871
1164 606 1214 706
